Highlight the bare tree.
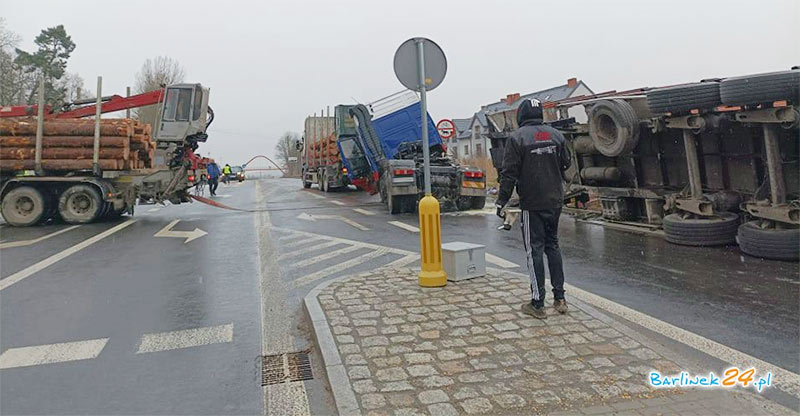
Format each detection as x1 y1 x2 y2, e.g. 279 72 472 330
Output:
0 18 26 105
133 56 185 124
275 131 301 176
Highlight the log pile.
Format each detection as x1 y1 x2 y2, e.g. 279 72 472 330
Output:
0 118 155 172
307 132 340 167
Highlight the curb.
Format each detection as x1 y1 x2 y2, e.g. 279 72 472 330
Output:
304 275 361 416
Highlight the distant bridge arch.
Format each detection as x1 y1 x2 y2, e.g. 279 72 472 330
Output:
242 155 285 175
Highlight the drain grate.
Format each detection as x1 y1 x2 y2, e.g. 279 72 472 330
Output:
262 351 313 386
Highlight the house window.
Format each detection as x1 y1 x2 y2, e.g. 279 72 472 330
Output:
464 145 470 156
476 143 482 156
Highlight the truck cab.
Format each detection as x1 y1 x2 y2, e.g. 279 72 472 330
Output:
155 83 211 146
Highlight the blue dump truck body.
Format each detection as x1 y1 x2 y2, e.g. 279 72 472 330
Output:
339 91 486 214
371 101 443 159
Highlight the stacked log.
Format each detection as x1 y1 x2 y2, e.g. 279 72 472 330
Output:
0 118 155 172
308 132 340 167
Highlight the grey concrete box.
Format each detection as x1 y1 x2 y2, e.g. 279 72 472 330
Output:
442 242 486 282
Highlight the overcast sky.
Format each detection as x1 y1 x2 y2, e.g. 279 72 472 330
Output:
4 0 798 165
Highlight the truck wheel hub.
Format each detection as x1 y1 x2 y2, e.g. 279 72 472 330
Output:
15 197 34 215
70 195 91 212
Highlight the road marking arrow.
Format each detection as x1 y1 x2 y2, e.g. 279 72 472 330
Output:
297 212 369 231
154 219 208 243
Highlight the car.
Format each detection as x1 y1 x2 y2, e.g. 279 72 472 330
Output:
231 166 245 182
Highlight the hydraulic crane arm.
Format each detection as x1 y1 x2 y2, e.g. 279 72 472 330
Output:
0 89 165 119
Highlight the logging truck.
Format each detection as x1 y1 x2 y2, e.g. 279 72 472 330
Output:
0 82 213 227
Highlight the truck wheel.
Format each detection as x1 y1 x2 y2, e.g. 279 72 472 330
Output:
455 197 473 211
736 221 799 261
321 172 329 193
588 99 640 157
388 194 403 214
58 184 103 224
406 196 418 213
720 69 800 106
662 212 739 246
646 81 721 114
471 196 487 210
1 186 46 227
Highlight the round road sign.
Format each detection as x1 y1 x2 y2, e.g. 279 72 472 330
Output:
393 37 447 92
436 119 455 139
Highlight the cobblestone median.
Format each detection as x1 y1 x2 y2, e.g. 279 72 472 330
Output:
313 268 781 415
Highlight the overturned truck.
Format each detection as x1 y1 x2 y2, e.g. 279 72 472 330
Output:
488 68 799 261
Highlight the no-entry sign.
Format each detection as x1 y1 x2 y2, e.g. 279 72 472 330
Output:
436 119 455 139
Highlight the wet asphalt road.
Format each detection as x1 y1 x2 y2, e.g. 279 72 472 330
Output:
0 181 265 415
0 177 798 414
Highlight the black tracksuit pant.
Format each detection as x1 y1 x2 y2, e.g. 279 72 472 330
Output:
520 208 565 308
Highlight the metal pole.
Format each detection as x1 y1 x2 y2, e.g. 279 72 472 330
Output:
416 39 432 196
93 76 102 176
763 124 786 205
682 129 702 199
34 76 45 176
126 86 131 119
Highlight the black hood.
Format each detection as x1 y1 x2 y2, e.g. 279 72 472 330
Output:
516 99 543 126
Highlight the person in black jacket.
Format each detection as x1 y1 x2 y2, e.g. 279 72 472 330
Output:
496 99 571 319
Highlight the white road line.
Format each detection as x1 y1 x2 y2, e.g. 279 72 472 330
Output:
0 219 136 292
0 225 80 249
277 240 343 261
339 217 370 231
293 248 390 287
278 233 308 243
0 338 109 369
281 237 324 250
485 253 519 269
493 267 800 400
147 208 160 212
329 200 346 206
292 245 362 268
389 220 419 233
136 323 234 354
383 254 420 268
272 226 412 256
214 194 232 198
352 208 375 216
442 209 493 217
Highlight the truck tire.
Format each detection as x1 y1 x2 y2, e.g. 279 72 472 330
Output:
302 169 312 188
720 69 800 106
471 196 487 210
403 196 417 213
736 221 799 261
646 81 721 114
58 184 103 224
1 186 46 227
456 197 472 211
662 212 739 246
588 99 640 157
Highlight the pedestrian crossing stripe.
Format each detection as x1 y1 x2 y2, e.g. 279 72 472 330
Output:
0 324 235 370
137 323 234 354
0 338 109 370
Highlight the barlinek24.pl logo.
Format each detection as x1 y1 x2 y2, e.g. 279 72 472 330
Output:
649 367 772 392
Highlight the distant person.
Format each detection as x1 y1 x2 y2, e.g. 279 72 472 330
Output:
207 162 221 196
222 163 232 184
496 99 571 320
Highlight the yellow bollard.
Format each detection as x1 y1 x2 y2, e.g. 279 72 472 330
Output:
418 194 447 287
